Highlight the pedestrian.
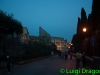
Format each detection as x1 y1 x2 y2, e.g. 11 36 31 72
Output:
70 52 72 59
6 49 11 73
7 56 10 73
75 51 81 69
61 52 64 58
58 51 61 58
65 51 68 60
51 51 54 59
82 52 86 68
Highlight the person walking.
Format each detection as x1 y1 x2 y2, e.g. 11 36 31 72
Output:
6 49 11 73
58 51 61 58
75 51 81 69
51 51 54 59
7 56 10 73
70 52 72 59
65 51 68 60
61 52 64 58
82 52 86 68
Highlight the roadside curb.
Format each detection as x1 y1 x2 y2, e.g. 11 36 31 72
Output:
0 55 51 69
17 55 51 65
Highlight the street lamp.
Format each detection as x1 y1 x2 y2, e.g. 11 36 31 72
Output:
83 27 87 39
83 28 87 32
82 27 87 56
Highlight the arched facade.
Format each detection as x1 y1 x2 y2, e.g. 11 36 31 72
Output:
51 37 68 52
20 27 29 44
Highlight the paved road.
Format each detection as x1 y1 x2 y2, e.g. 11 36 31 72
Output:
0 55 91 75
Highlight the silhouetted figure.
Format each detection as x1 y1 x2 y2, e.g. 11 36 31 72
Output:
7 56 10 73
75 51 81 69
51 51 54 59
6 49 11 73
58 51 61 58
61 52 64 58
65 51 68 60
70 52 72 59
82 52 86 68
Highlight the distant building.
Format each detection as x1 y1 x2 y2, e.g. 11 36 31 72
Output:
51 36 68 52
20 27 29 44
39 26 51 44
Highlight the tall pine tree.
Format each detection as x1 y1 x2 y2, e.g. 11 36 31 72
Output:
77 17 81 35
91 0 100 30
79 8 87 41
87 14 93 36
81 7 87 24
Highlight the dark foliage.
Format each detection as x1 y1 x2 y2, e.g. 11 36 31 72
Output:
72 0 100 57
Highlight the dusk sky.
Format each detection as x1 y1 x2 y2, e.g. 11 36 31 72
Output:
0 0 92 42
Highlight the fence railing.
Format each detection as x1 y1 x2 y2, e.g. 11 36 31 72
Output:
85 56 100 69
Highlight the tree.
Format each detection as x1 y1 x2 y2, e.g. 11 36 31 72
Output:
88 14 92 23
80 7 87 36
81 7 87 23
71 34 78 47
0 10 23 56
0 10 23 35
91 0 100 31
76 8 88 43
90 0 100 57
87 14 93 37
77 17 81 35
52 43 57 54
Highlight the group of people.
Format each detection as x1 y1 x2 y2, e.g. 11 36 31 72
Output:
58 51 69 60
6 50 85 73
75 51 86 68
58 50 86 69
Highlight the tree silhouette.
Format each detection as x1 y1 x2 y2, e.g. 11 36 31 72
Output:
72 8 88 49
91 0 100 30
87 14 93 37
90 0 100 57
0 10 23 35
77 17 81 35
71 34 78 46
77 7 87 42
81 7 87 23
0 10 23 56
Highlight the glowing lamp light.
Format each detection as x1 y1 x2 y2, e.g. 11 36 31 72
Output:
83 28 86 32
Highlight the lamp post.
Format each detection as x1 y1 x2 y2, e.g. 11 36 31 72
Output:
83 28 87 38
83 28 87 33
83 28 87 54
